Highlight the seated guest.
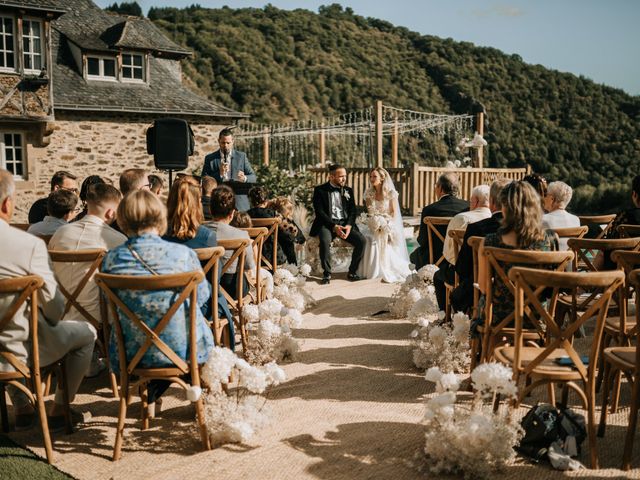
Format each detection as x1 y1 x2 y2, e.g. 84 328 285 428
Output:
542 181 580 250
163 176 235 348
269 196 306 265
113 168 150 234
410 172 469 269
28 189 79 236
247 186 288 265
74 175 105 221
0 169 96 431
49 183 126 322
102 190 213 404
204 186 256 298
434 185 491 310
451 179 509 313
523 173 548 210
148 174 165 196
478 181 559 327
607 174 640 238
28 170 78 224
201 176 217 221
231 211 253 229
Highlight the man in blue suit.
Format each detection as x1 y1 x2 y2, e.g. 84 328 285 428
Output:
201 128 256 211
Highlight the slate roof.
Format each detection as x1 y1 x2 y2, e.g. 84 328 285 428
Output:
0 0 66 14
48 0 247 119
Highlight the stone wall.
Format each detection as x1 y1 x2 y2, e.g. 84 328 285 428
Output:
13 110 231 222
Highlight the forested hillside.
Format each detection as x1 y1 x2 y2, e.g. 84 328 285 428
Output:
147 4 640 203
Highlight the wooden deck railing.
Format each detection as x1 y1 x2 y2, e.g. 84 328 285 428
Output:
309 164 531 215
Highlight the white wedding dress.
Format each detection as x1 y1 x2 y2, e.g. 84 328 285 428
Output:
357 183 412 283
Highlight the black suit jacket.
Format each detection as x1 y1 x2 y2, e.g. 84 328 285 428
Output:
455 212 503 281
310 182 358 237
412 195 469 268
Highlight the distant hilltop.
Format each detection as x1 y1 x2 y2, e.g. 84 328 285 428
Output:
146 3 640 192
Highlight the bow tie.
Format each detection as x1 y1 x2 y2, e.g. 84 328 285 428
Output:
328 185 342 192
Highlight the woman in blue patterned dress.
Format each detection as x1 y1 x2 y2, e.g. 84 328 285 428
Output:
102 190 213 402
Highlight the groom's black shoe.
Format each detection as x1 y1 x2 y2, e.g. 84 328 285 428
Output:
321 274 331 285
347 273 362 282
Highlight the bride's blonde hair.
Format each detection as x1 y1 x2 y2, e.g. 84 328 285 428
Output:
369 167 394 197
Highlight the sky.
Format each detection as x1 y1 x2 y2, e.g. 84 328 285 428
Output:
94 0 640 96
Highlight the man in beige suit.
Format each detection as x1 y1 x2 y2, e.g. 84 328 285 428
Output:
0 170 96 431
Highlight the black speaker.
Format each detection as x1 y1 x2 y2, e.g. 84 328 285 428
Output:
146 118 195 170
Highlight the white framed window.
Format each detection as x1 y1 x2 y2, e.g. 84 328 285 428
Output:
0 16 15 71
22 18 43 72
86 55 117 80
121 52 145 82
1 133 25 179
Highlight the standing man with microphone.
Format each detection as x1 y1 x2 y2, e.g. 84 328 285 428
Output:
201 128 256 211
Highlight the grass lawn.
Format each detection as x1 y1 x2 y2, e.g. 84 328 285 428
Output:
0 434 74 480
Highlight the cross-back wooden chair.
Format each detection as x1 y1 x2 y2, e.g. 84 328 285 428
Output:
239 227 269 303
250 217 281 273
194 246 229 347
0 275 72 463
617 224 640 239
48 249 118 397
444 228 466 321
422 216 453 266
494 267 624 469
468 236 485 369
216 238 252 352
579 214 617 239
598 268 640 470
480 247 574 365
9 223 30 231
551 225 588 243
94 271 211 461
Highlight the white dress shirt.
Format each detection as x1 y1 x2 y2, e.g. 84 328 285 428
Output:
49 215 127 322
443 207 492 264
542 209 580 250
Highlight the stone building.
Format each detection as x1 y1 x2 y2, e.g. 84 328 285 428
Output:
0 0 247 221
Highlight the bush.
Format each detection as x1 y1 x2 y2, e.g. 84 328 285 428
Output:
570 182 631 215
255 164 316 212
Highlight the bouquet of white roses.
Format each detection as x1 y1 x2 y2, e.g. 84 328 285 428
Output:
357 212 396 244
410 311 470 372
388 264 438 318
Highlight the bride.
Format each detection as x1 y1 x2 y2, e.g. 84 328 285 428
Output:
357 167 412 282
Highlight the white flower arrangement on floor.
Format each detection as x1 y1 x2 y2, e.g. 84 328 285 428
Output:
272 263 315 311
388 264 439 318
410 311 471 372
242 297 302 365
422 364 522 479
356 212 396 243
201 346 286 446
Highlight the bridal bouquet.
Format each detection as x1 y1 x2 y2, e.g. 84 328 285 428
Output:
201 346 286 445
388 264 439 318
422 364 522 479
410 311 470 372
357 212 397 244
243 297 302 365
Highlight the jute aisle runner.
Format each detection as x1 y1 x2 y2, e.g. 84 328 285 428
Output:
7 277 640 479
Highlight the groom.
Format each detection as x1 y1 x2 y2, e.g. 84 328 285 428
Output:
310 164 365 284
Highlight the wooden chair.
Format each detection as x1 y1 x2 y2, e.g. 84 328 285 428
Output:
551 225 588 243
250 217 281 272
480 247 574 365
444 228 466 321
48 249 118 397
598 268 640 470
94 271 211 461
468 236 484 370
217 238 252 352
495 267 624 469
239 227 269 303
617 224 640 239
36 234 53 246
194 247 229 347
422 216 452 266
579 214 617 239
0 275 72 463
9 223 30 231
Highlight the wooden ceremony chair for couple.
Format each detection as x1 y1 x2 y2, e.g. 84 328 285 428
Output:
95 271 211 461
48 248 118 397
494 266 624 469
598 268 640 470
0 275 73 464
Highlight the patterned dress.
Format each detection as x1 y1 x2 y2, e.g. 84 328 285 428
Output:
482 229 559 327
102 233 213 373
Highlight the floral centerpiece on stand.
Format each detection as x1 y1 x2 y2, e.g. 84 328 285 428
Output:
422 363 522 479
388 264 439 318
410 311 471 372
201 346 286 445
273 263 315 311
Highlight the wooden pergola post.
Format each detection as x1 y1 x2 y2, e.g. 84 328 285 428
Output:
375 100 383 168
319 125 325 167
391 114 398 168
475 112 484 169
262 127 269 166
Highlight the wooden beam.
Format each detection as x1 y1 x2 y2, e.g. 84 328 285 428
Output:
475 112 484 169
375 100 383 168
391 114 398 168
319 125 325 167
262 127 269 166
